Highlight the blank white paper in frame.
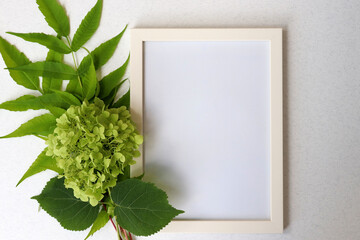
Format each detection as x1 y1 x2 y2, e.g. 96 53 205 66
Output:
130 29 283 233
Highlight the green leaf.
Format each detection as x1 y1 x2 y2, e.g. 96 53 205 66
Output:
112 179 184 236
117 165 130 183
7 61 78 80
41 103 66 117
84 210 109 240
43 49 64 93
0 93 69 112
36 0 70 36
48 106 66 117
99 55 129 99
0 95 44 111
40 93 70 109
80 57 97 100
17 148 62 186
71 0 103 51
101 80 125 106
39 93 70 118
112 89 129 109
90 25 127 70
77 55 91 77
65 80 83 99
133 173 145 180
52 90 81 106
7 32 71 53
32 177 99 231
0 36 40 90
0 114 56 138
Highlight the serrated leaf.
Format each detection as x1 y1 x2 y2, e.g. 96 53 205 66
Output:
0 95 43 111
32 177 99 231
90 25 127 70
133 173 145 180
99 55 129 99
32 92 70 113
48 106 66 117
77 55 91 77
71 0 103 51
52 90 81 106
0 36 40 90
112 89 129 109
65 80 83 99
84 210 109 240
36 0 70 36
112 179 184 236
40 93 70 109
80 57 97 100
7 61 78 80
43 49 64 93
17 148 62 186
41 102 66 117
101 80 125 106
0 114 56 138
7 32 71 53
0 93 69 112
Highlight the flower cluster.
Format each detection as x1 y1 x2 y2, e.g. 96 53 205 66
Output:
46 98 143 206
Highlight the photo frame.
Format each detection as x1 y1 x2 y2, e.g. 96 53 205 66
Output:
130 28 283 233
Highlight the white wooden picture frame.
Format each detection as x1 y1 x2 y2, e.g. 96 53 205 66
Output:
130 28 283 233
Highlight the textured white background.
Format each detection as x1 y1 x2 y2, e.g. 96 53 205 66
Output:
0 0 359 240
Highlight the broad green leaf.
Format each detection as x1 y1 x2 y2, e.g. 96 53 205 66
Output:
17 148 62 186
0 95 43 111
7 32 71 54
0 114 56 138
117 165 130 183
36 0 70 36
32 177 99 231
101 80 125 106
0 36 40 90
112 89 129 109
52 90 81 106
84 210 109 240
112 179 184 236
133 173 145 180
99 55 129 98
7 61 78 80
90 25 127 70
80 57 97 100
43 49 64 93
71 0 103 51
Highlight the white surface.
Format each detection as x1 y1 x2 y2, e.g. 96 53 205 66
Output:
0 0 359 240
143 41 270 220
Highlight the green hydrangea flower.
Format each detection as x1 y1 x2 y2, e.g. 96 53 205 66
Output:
46 98 143 206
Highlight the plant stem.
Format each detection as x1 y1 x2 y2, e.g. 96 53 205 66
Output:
115 219 123 240
109 217 117 231
66 36 83 89
81 47 91 55
23 72 43 94
102 204 117 231
120 226 129 240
